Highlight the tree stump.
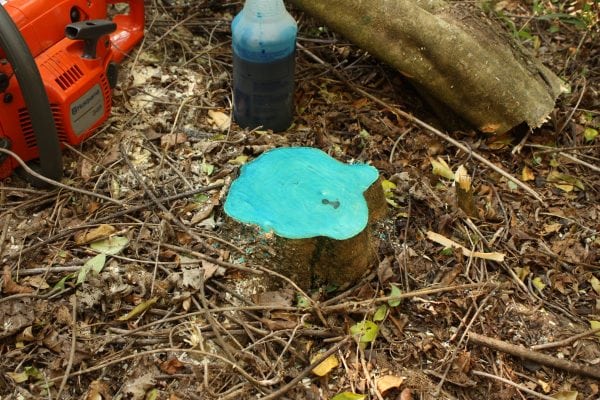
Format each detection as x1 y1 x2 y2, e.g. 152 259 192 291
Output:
224 147 386 290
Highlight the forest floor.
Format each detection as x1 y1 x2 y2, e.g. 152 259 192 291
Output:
1 1 599 399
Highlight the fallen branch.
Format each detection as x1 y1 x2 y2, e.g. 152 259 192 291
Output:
468 332 600 380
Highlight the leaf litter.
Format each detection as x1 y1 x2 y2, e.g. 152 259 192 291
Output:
0 1 599 399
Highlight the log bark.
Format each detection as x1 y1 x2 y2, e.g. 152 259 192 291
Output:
290 0 567 134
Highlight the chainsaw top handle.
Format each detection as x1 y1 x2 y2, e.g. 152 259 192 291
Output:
0 3 63 183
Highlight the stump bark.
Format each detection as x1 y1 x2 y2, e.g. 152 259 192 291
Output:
224 147 386 290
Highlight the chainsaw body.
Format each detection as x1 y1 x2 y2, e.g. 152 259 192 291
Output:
0 0 144 180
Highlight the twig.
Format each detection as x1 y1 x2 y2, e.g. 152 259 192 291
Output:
434 290 495 395
0 148 123 206
56 296 77 400
0 213 11 258
297 44 547 206
557 151 600 173
468 332 600 379
47 347 269 389
322 282 496 314
471 370 557 400
155 242 262 275
531 327 600 351
8 183 224 260
557 78 586 136
259 337 350 400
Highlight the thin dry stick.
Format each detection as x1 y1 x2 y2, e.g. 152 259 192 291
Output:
0 148 123 206
322 282 496 313
47 347 269 390
471 370 556 400
155 242 262 275
531 327 600 351
469 332 600 379
557 78 586 135
557 151 600 173
56 296 77 400
0 214 11 258
434 289 495 395
7 183 224 260
297 44 547 206
259 337 350 400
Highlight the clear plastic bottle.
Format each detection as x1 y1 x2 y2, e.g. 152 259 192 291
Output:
231 0 297 132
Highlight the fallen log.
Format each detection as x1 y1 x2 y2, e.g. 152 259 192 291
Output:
290 0 567 134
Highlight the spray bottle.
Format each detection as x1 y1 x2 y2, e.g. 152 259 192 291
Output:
231 0 297 132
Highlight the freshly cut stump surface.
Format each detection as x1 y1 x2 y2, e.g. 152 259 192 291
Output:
224 147 386 289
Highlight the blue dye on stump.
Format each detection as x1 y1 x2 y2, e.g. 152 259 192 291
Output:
224 147 379 240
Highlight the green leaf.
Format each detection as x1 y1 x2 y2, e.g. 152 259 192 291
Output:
90 236 129 255
53 273 75 291
23 365 44 381
118 297 158 321
507 180 518 190
296 295 311 309
381 180 397 199
388 285 402 307
194 193 210 203
77 253 106 285
350 320 379 343
552 391 579 400
547 171 585 192
200 162 215 176
532 276 546 292
430 157 454 180
373 304 388 322
331 392 366 400
145 388 159 400
228 155 248 165
440 247 454 256
584 127 598 142
6 371 29 383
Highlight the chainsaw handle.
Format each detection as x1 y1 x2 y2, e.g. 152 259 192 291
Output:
0 3 63 183
107 0 144 63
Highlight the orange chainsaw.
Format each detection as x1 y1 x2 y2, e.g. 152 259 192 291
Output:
0 0 144 182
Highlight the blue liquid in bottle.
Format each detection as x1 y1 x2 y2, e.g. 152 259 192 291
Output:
232 0 297 132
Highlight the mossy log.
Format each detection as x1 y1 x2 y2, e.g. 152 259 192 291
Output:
289 0 567 134
224 147 386 290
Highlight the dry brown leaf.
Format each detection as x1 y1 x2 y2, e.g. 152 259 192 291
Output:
21 275 49 290
2 266 33 295
74 224 117 245
81 158 94 181
454 165 471 191
207 110 231 131
84 380 112 400
161 132 188 148
253 289 294 308
399 388 413 400
160 358 185 375
123 372 155 399
522 166 535 181
376 375 405 395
